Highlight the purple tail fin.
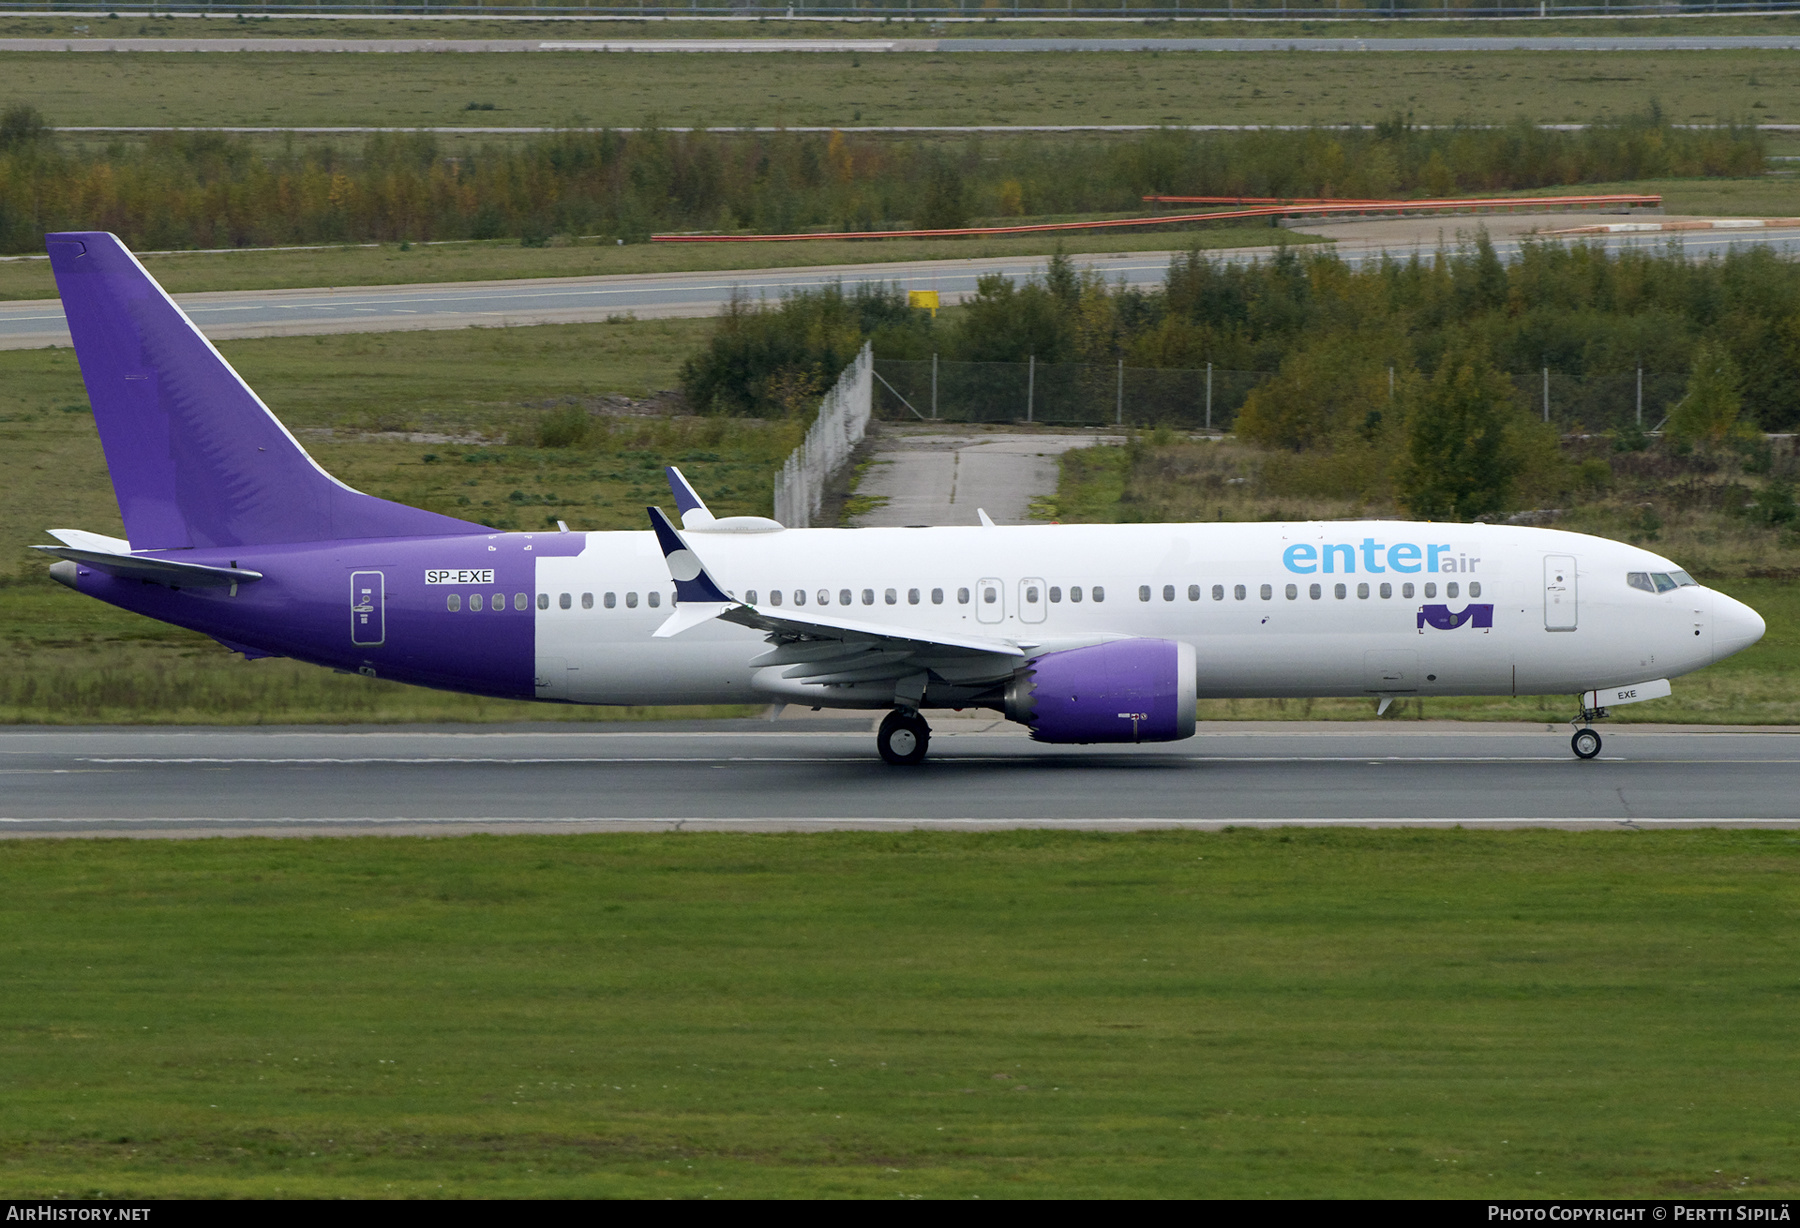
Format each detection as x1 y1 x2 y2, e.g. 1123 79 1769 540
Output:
46 231 484 549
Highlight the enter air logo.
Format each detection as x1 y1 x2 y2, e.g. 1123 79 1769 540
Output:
1418 604 1494 633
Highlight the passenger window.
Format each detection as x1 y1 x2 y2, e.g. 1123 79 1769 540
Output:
1188 584 1200 601
770 590 783 606
1446 582 1459 599
821 590 833 606
492 593 505 613
1049 586 1062 603
1468 582 1481 598
538 593 550 610
1379 583 1392 599
1026 586 1039 603
1309 583 1321 600
885 588 897 605
1260 584 1272 601
626 592 638 608
471 593 483 611
909 588 921 605
582 592 593 609
795 590 806 606
1357 583 1370 599
932 588 944 605
447 593 461 612
1652 573 1677 593
510 592 524 610
1069 587 1083 603
604 592 616 609
558 592 571 610
1162 585 1175 602
839 589 852 606
1212 585 1224 601
862 589 874 606
1424 583 1437 599
983 586 997 604
958 587 970 604
1285 583 1297 600
648 592 661 609
1334 583 1347 600
1402 583 1414 599
746 589 758 605
1234 584 1246 601
1092 586 1105 602
1139 585 1152 602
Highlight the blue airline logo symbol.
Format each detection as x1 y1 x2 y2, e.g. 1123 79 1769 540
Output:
1283 539 1479 575
1418 604 1494 632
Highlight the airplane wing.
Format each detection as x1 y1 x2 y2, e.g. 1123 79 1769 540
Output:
645 506 1024 693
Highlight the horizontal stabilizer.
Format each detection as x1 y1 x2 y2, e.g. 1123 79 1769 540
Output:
33 544 262 589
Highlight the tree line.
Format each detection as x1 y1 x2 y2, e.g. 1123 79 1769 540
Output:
0 104 1761 254
682 238 1796 519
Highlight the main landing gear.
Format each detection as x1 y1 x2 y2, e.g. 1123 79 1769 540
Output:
878 708 931 766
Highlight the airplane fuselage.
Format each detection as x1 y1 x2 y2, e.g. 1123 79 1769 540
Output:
57 519 1759 710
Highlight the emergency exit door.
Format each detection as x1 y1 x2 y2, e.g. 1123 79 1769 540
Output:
1544 555 1577 631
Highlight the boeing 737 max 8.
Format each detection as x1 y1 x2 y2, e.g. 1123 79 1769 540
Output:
33 233 1767 764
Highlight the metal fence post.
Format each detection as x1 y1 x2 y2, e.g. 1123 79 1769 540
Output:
1543 366 1550 424
931 352 938 420
1636 366 1643 428
1116 358 1124 426
1205 362 1213 431
1027 354 1035 424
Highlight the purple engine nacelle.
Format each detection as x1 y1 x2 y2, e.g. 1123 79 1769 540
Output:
1003 639 1198 744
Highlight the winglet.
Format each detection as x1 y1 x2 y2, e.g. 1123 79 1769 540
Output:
647 506 733 605
665 466 715 528
978 508 996 527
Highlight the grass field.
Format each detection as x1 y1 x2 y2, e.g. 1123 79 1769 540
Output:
0 225 1310 301
0 828 1795 1198
15 13 1800 38
5 48 1797 130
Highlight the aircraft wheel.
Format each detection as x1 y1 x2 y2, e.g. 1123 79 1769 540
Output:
1571 728 1602 760
878 709 931 766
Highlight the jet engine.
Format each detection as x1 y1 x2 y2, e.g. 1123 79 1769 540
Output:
1003 639 1197 744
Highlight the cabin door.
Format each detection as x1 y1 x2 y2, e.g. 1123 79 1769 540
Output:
350 570 385 646
976 577 1005 624
1544 555 1577 632
1018 577 1046 624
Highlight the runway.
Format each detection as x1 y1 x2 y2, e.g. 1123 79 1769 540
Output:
4 721 1798 834
9 36 1800 52
8 224 1798 349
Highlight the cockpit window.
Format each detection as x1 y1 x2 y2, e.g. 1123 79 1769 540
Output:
1627 572 1656 593
1652 573 1678 593
1670 569 1698 587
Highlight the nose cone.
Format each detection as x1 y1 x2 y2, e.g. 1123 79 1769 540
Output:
1712 590 1766 662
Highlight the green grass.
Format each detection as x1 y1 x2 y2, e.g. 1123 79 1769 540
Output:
0 319 786 724
6 48 1798 131
0 226 1308 301
1 828 1797 1197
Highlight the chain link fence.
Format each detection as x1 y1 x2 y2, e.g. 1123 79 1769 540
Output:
873 356 1698 434
773 342 872 530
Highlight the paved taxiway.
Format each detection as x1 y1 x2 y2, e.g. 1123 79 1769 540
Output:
8 224 1797 349
9 36 1800 52
3 722 1797 834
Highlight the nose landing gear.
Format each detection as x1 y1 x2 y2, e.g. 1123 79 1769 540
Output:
878 708 931 766
1569 700 1609 760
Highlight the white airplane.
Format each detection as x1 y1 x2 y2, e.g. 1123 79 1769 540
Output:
37 232 1768 765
